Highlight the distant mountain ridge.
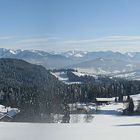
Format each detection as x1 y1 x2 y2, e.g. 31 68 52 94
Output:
1 48 140 74
0 48 137 61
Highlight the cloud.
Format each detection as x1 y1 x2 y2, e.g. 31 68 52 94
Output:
48 35 140 52
17 38 49 44
59 36 140 44
16 36 60 44
0 36 16 40
1 35 140 52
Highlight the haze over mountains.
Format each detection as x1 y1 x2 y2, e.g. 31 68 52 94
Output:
1 48 140 78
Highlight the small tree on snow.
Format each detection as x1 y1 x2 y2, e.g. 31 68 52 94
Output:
127 98 134 113
136 101 140 113
123 97 134 114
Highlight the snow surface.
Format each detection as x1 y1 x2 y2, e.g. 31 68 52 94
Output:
72 71 98 79
126 52 135 58
114 72 136 78
9 50 17 55
96 97 115 102
51 72 82 84
0 103 140 140
131 93 140 101
51 72 69 82
76 67 112 75
63 50 87 58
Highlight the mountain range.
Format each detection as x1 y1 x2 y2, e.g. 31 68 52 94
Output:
1 48 140 77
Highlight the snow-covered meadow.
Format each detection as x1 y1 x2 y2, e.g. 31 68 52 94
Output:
0 102 140 140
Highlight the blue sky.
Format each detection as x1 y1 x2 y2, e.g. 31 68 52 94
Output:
1 0 140 52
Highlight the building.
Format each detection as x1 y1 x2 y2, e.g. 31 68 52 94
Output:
0 113 13 122
0 104 20 122
95 98 115 105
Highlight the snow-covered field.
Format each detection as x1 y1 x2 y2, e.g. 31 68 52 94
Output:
0 103 140 140
0 114 139 140
51 71 82 84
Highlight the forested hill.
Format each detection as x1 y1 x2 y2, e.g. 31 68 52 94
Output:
0 58 66 121
0 58 57 87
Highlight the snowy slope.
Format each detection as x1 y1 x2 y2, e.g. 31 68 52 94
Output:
131 94 140 101
72 71 98 78
51 72 82 84
112 70 140 80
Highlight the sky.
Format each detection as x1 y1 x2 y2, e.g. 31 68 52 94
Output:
1 0 140 52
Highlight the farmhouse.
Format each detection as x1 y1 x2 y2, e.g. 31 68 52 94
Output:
0 113 13 122
96 97 115 105
0 104 20 122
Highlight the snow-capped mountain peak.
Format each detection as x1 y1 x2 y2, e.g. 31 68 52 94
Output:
62 50 88 58
126 52 135 58
9 50 17 55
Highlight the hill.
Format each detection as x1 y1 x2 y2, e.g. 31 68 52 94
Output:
0 58 65 122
